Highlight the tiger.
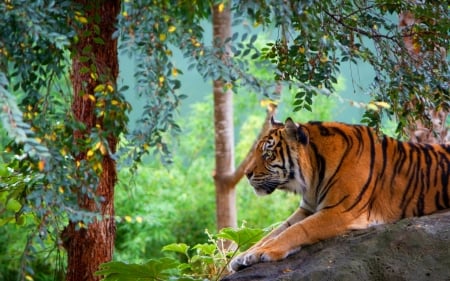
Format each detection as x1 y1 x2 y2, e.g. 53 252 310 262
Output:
230 117 450 271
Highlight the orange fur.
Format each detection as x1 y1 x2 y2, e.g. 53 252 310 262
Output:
230 117 450 271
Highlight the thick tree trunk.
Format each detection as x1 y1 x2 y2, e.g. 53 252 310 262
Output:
212 3 237 231
63 1 120 281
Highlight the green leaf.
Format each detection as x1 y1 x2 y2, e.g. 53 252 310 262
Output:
216 227 265 251
95 258 179 281
93 37 105 45
6 198 21 212
192 243 216 256
162 243 190 256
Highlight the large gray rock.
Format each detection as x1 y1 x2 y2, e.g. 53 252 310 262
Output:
222 212 450 281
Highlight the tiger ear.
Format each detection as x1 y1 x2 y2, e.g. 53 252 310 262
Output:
285 117 308 144
270 115 284 129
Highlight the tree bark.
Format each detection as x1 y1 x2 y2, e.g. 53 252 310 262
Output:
63 1 120 281
212 2 237 231
211 3 279 231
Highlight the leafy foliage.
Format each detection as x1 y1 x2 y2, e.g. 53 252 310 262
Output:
97 226 266 281
234 0 449 134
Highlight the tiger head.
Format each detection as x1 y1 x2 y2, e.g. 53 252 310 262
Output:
246 117 310 196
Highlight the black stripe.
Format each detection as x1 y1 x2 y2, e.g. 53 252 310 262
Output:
310 143 326 199
316 125 354 206
346 126 376 212
352 126 365 157
435 191 444 210
390 141 407 191
439 152 450 208
400 146 422 213
422 145 432 192
322 195 349 210
417 192 425 217
378 136 388 179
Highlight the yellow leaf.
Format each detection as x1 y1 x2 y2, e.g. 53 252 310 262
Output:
25 275 34 281
87 149 94 158
320 55 328 63
135 216 143 223
191 38 201 47
111 100 120 106
168 26 176 33
94 141 101 151
90 72 98 81
299 46 305 54
100 143 108 155
260 99 278 107
366 103 379 112
218 2 225 13
93 162 103 172
373 101 391 109
172 68 178 77
75 15 88 24
106 84 114 93
94 84 105 92
122 11 128 17
96 99 105 108
159 33 166 41
59 187 64 194
38 160 45 172
124 216 132 223
159 76 165 83
88 94 96 102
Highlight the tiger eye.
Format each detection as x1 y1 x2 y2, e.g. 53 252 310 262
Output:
263 150 273 160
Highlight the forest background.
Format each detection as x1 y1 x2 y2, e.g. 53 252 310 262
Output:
0 1 448 281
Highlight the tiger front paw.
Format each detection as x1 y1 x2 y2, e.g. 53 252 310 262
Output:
230 247 286 272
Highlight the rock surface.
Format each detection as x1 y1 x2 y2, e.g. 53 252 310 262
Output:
222 211 450 281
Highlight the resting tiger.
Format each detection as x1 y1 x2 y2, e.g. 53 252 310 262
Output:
230 117 450 271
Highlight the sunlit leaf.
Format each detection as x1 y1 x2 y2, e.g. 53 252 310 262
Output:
162 243 190 256
216 227 265 251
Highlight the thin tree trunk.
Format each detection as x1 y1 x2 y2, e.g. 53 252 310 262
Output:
212 2 237 231
63 1 120 280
